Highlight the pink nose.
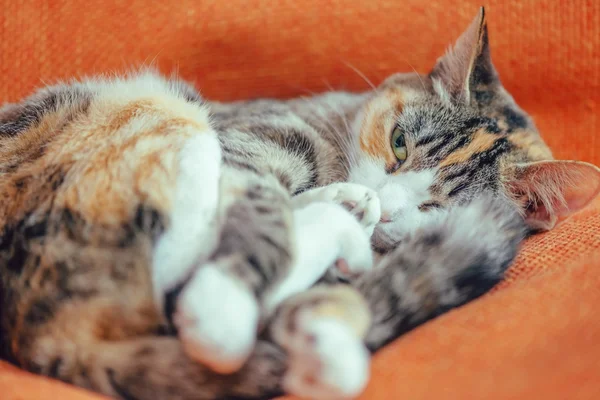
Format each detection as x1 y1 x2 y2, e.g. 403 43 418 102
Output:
379 212 392 223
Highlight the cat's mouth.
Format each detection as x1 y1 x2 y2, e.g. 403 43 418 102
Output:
371 243 388 254
371 227 399 253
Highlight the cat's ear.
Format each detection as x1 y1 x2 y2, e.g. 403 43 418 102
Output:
429 7 498 104
505 161 600 231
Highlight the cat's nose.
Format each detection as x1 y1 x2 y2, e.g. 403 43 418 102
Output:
379 212 392 223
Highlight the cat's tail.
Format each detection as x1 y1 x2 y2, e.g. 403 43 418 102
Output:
356 194 526 351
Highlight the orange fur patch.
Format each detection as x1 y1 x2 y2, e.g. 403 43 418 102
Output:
440 129 504 167
106 100 154 131
359 116 390 159
507 131 553 161
386 88 405 113
53 101 207 224
359 88 404 166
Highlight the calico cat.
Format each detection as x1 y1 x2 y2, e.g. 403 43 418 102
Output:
1 7 600 400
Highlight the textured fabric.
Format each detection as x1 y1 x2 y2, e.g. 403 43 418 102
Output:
1 0 599 399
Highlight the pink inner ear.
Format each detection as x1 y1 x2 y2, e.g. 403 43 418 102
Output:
562 176 600 212
524 200 557 231
521 161 600 226
548 162 600 216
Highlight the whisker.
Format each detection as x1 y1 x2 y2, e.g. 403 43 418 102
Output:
327 106 358 167
320 79 341 94
405 61 427 91
285 82 320 97
342 61 377 92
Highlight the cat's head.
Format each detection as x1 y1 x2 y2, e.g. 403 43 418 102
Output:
348 7 600 250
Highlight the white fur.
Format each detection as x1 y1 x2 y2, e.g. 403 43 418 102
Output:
377 169 437 219
284 318 370 399
347 157 388 189
174 264 259 374
349 158 446 244
151 133 222 305
264 202 373 312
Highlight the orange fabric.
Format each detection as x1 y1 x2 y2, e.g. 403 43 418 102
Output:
1 0 600 399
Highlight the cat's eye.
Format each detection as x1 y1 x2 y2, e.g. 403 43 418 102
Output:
391 126 408 162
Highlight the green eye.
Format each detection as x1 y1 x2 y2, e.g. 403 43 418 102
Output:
391 126 408 162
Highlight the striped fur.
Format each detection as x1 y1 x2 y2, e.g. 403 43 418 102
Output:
2 7 600 400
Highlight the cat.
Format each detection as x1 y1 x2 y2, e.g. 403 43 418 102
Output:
1 7 600 400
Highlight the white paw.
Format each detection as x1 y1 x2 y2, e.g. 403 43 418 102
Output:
284 318 370 400
174 265 259 374
297 202 374 274
293 183 381 237
264 203 373 312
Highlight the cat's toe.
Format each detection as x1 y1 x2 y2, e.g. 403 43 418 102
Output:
351 190 381 236
284 318 370 400
330 183 381 236
174 264 259 374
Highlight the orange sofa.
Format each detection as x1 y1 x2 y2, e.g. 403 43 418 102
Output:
1 0 599 399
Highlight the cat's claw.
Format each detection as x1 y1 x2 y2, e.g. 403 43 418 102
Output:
292 182 381 237
174 265 259 374
284 317 370 400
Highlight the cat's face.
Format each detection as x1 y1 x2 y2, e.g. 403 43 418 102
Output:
348 8 600 250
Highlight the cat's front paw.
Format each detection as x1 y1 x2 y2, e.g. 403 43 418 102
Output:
283 317 370 400
293 183 381 237
174 265 259 374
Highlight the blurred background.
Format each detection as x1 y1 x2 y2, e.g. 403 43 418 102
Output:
1 0 598 165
